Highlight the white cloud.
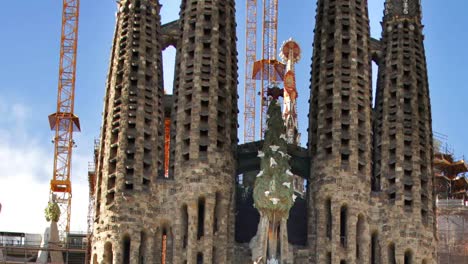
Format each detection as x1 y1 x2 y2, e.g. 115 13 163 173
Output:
0 100 89 235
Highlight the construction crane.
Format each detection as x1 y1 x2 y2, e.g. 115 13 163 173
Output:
48 0 81 238
243 0 257 143
246 0 284 140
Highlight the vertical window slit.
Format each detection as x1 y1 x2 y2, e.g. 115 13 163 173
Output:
122 235 131 264
340 205 347 247
198 197 205 240
326 199 332 240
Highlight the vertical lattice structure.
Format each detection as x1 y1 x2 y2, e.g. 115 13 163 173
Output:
308 0 373 263
260 0 279 138
48 0 81 238
170 0 238 263
243 0 257 143
373 0 436 261
91 0 164 263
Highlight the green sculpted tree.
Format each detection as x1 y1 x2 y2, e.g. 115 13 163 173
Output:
253 98 295 218
252 98 295 262
45 202 61 222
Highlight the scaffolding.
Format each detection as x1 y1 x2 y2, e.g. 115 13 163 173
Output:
437 201 468 264
0 232 87 264
434 145 468 264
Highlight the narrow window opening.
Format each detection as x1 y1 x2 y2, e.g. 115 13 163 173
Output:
125 183 134 190
404 250 412 264
199 145 208 152
108 176 116 190
371 232 379 264
388 243 396 264
123 235 131 264
182 205 188 248
143 177 150 186
139 231 146 264
404 200 412 208
214 192 220 234
104 242 113 264
197 253 203 264
340 205 347 247
326 199 332 240
198 197 205 240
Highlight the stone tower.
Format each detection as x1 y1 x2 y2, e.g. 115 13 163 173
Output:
373 0 436 262
307 0 373 262
91 0 165 262
168 0 238 263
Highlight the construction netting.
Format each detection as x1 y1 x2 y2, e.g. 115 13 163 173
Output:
437 201 468 264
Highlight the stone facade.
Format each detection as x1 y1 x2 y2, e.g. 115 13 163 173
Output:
91 0 436 263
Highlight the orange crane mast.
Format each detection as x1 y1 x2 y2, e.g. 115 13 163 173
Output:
48 0 81 237
243 0 258 143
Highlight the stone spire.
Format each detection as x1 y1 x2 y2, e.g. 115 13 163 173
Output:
384 0 422 19
307 0 373 262
91 0 165 262
170 0 238 263
374 0 437 261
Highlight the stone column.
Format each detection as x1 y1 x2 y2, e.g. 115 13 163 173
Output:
166 228 174 264
145 233 155 264
113 242 122 264
154 228 162 263
187 202 198 264
280 218 292 264
203 195 215 264
130 235 140 264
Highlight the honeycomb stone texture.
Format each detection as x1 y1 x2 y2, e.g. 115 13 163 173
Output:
90 0 437 263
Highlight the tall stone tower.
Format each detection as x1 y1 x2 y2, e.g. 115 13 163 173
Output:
308 0 373 262
373 0 436 262
169 0 238 263
91 0 165 262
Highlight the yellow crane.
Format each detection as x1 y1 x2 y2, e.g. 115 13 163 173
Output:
48 0 81 238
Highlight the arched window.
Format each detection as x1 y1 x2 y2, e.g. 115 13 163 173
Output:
404 250 412 264
122 235 131 264
104 242 113 264
197 252 203 264
139 231 147 264
388 243 396 264
371 232 379 264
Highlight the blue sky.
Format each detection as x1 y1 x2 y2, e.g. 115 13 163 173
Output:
0 1 466 234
